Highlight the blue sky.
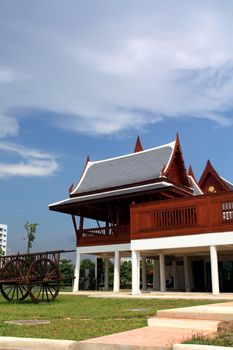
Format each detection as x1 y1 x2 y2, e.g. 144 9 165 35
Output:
1 0 233 255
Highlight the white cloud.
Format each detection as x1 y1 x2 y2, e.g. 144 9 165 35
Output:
0 2 233 136
0 68 15 83
0 114 19 138
0 142 58 177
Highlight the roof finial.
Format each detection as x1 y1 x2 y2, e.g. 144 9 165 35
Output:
134 135 143 153
69 183 74 194
188 165 195 178
69 155 90 196
188 165 198 183
161 163 166 176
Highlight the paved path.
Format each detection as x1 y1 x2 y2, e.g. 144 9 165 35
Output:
78 301 233 350
78 326 213 350
61 291 233 301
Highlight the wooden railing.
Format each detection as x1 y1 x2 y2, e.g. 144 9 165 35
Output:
130 191 233 240
154 207 197 230
76 192 233 246
77 225 130 246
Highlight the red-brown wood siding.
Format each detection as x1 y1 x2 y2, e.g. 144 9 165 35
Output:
130 191 233 240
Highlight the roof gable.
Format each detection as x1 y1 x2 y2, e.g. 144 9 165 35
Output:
162 134 190 188
199 160 231 193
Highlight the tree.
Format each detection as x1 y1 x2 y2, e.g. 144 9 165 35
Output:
120 261 132 289
0 246 4 256
80 258 95 271
60 259 74 286
24 221 38 254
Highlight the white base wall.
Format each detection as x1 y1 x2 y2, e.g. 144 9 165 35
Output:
74 231 233 294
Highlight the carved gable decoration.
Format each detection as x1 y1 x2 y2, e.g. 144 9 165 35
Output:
163 134 190 188
199 160 231 194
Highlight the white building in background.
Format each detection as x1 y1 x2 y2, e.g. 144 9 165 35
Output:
0 224 7 255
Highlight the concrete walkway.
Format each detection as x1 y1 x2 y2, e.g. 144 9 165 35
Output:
62 290 233 301
78 301 233 350
78 326 214 350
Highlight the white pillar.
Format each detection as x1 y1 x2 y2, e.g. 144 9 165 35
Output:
104 257 109 291
137 251 140 291
113 250 120 292
210 245 220 295
172 260 178 290
132 250 140 294
73 251 80 292
159 252 166 292
184 256 191 292
141 256 147 291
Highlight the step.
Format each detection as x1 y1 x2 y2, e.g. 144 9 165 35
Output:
148 317 220 331
157 302 233 321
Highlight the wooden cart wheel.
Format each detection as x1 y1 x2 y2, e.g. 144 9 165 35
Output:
26 258 61 302
0 259 29 301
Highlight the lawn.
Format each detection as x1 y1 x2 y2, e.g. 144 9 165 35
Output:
0 295 220 341
184 321 233 347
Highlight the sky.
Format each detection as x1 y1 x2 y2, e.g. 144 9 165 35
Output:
1 0 233 256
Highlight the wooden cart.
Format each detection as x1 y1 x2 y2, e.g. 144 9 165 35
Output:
0 250 75 303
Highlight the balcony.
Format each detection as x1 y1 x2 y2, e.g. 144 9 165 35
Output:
130 191 233 240
76 192 233 246
77 224 130 246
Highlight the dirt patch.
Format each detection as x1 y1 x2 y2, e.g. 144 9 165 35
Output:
5 319 50 326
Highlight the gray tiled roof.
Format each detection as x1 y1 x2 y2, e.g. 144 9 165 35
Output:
188 176 203 196
221 177 233 190
71 141 175 195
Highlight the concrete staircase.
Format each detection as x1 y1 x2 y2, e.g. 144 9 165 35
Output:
148 317 220 332
78 302 233 350
156 301 233 321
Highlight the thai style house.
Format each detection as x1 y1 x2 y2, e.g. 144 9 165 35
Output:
49 135 233 295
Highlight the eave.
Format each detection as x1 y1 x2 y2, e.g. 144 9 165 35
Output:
49 181 174 213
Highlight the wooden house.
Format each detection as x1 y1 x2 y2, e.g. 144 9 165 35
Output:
49 135 233 295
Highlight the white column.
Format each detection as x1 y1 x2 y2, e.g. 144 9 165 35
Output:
184 256 191 292
141 256 147 291
172 260 178 290
137 251 140 291
73 251 80 292
210 245 220 295
104 257 109 291
159 252 166 292
153 259 158 289
113 250 120 292
132 250 140 294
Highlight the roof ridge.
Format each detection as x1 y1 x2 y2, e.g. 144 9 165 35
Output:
89 140 176 166
220 176 233 188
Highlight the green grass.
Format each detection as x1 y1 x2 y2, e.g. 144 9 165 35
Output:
184 321 233 347
184 334 233 347
0 295 221 341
